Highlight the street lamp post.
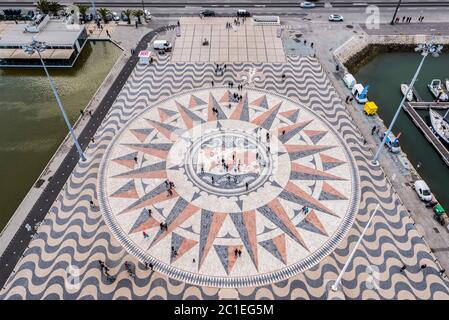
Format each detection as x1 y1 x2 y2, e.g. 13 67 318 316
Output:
23 39 87 162
372 43 442 165
390 0 402 25
90 0 97 23
141 0 145 12
331 204 380 292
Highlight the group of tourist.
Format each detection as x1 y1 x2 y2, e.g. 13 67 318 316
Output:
98 260 116 283
165 179 175 196
99 258 157 282
215 63 226 76
394 16 423 24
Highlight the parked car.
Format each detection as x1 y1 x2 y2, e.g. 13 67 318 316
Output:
300 2 316 8
237 9 250 17
413 180 432 202
200 10 215 17
120 11 129 21
329 14 344 22
81 12 92 22
144 9 152 20
112 11 120 21
105 12 113 22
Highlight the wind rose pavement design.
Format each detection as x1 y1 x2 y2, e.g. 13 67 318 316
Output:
98 88 360 287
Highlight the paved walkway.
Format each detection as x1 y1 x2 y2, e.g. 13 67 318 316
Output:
98 88 359 287
0 26 169 289
1 17 449 299
1 45 448 298
172 17 286 63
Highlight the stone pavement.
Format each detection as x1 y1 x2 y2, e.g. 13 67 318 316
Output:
172 17 286 63
98 88 359 287
1 20 449 299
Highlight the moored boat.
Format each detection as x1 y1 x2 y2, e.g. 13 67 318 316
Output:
428 79 449 102
429 109 449 145
401 84 414 102
445 78 449 92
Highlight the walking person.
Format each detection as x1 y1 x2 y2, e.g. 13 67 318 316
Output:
371 125 377 135
98 260 105 273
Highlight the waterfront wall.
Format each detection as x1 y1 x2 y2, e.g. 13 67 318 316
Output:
334 34 449 73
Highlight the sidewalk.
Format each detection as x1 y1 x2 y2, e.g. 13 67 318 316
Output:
283 17 449 274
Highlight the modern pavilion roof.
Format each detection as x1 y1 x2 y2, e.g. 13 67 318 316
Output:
0 20 84 47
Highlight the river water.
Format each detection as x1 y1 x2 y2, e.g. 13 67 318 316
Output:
0 41 121 231
355 52 449 213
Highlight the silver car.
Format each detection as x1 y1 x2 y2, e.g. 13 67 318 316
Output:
300 1 316 8
329 14 344 22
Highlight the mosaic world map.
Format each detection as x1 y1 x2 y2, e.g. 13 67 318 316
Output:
98 88 360 287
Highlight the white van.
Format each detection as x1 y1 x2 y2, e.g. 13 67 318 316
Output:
153 40 172 52
144 9 151 21
343 73 356 89
413 180 432 202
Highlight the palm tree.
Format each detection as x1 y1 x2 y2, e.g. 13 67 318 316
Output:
77 4 88 22
97 7 110 24
133 9 144 24
48 1 63 16
36 0 50 14
123 9 132 25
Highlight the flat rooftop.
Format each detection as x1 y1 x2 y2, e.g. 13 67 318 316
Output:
0 20 84 47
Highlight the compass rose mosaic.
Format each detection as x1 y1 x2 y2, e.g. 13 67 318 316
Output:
98 88 360 287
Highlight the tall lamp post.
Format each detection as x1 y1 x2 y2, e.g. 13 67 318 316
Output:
331 204 380 292
390 0 402 25
141 0 145 11
23 39 87 162
372 43 442 165
90 0 97 22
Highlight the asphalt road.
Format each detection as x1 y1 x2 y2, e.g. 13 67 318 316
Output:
2 0 449 8
0 26 170 289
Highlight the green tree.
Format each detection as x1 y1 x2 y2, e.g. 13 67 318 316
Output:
97 7 110 23
77 4 89 22
48 1 63 16
123 9 132 25
133 9 144 24
36 0 50 14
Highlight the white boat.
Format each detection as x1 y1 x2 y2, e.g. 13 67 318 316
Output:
445 79 449 92
429 109 449 145
428 79 449 102
401 84 414 102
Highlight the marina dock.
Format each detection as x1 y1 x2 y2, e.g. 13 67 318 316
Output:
403 102 449 167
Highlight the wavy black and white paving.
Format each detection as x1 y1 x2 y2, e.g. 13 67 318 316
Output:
1 54 448 300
